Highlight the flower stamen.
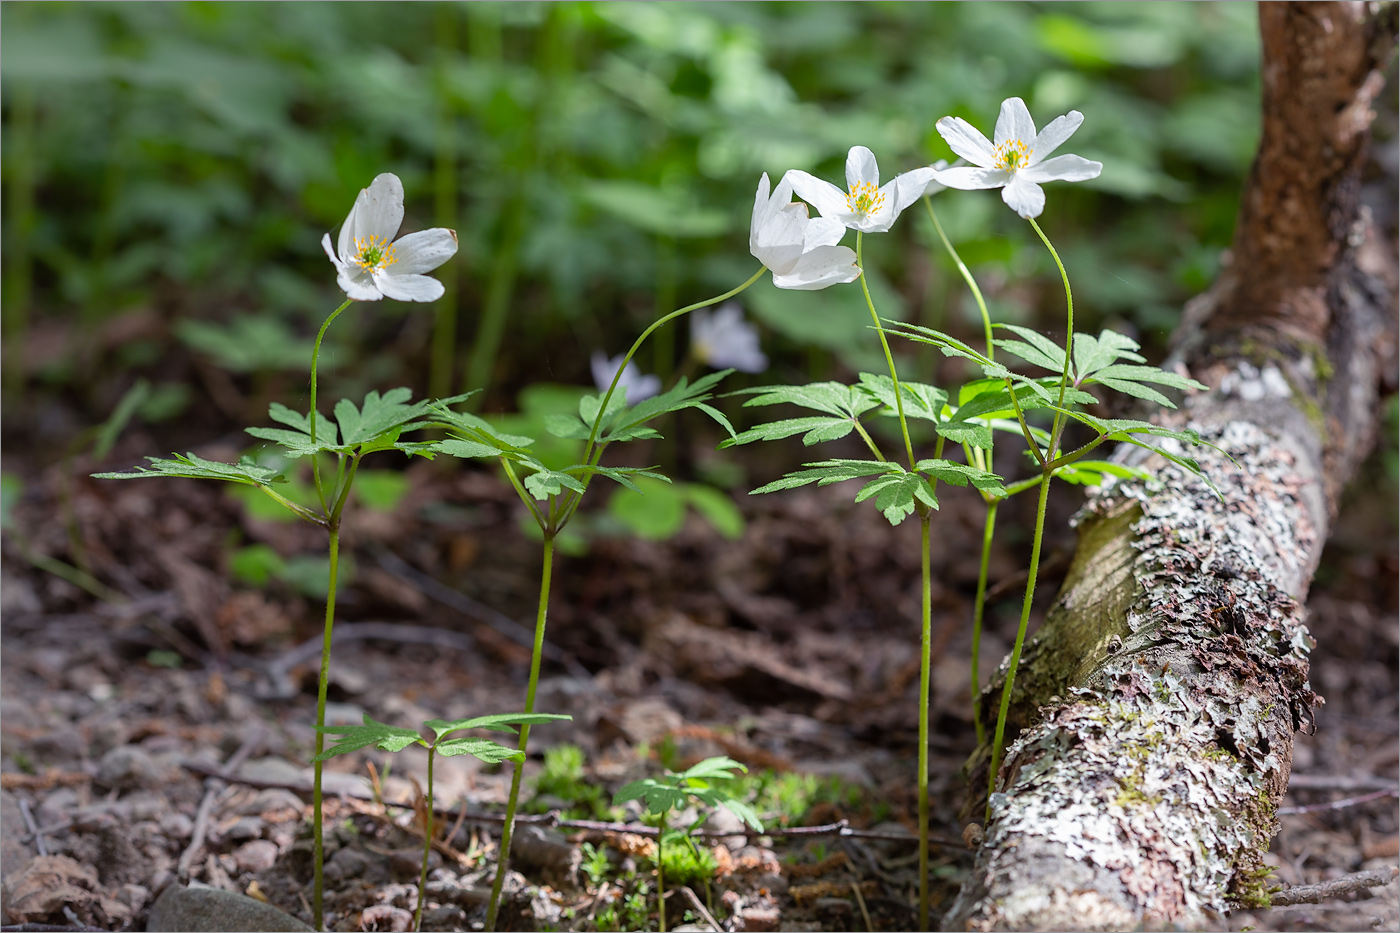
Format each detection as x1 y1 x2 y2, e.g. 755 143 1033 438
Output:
845 180 886 217
994 139 1032 173
352 234 397 273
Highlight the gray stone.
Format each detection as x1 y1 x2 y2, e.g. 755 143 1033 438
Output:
146 883 312 932
323 845 369 883
232 839 279 874
97 745 164 790
160 812 194 840
226 815 264 842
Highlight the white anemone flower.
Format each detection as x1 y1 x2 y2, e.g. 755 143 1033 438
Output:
749 172 860 291
932 98 1102 219
590 352 661 403
786 146 938 234
322 173 458 302
691 302 768 374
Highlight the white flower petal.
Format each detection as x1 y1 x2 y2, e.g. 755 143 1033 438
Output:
845 146 880 191
1001 175 1046 219
590 352 659 402
803 215 848 250
375 271 445 302
752 204 809 274
692 303 767 373
994 97 1037 148
932 166 1012 191
922 159 951 197
787 170 852 222
337 268 383 301
891 166 939 214
935 117 996 167
772 245 860 290
348 173 405 248
322 232 344 268
1021 153 1103 184
1029 111 1084 163
390 227 458 275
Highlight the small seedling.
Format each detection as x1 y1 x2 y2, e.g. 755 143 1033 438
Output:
316 711 570 933
613 756 762 933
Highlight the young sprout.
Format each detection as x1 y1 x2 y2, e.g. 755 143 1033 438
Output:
613 756 762 933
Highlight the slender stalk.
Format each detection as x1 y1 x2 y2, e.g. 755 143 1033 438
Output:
311 523 341 932
415 746 436 932
1027 217 1075 449
970 502 998 747
924 200 993 357
855 232 916 469
657 816 667 933
986 473 1051 818
917 512 932 932
552 268 766 531
851 421 887 462
484 532 555 931
309 299 353 512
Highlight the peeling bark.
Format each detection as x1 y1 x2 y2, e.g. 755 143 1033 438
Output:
946 4 1397 930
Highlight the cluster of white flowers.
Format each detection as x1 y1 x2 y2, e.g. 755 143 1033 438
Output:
748 95 1101 290
323 98 1101 392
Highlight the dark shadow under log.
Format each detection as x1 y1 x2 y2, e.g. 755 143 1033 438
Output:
947 4 1397 929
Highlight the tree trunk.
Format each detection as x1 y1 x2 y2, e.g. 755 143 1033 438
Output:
946 4 1397 930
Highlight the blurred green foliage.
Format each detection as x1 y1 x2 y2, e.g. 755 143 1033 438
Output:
2 1 1261 436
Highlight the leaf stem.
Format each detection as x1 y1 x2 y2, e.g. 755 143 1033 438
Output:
987 473 1051 820
499 457 547 533
855 232 916 469
924 199 993 362
852 420 887 462
657 813 667 933
484 531 555 931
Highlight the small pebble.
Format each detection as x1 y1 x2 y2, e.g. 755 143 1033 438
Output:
97 746 163 791
160 812 194 840
233 839 279 874
227 816 264 842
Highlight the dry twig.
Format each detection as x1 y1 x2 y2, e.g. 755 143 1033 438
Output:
1269 865 1399 906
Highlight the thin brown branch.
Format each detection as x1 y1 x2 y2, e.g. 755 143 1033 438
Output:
1277 787 1398 815
1269 865 1399 906
676 886 723 933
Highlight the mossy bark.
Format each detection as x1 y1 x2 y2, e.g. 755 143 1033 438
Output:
947 4 1396 929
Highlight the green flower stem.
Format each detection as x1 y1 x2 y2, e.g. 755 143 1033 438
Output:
987 472 1052 820
578 267 766 468
551 267 767 532
855 232 916 469
309 298 353 512
311 522 341 932
657 815 668 933
970 501 998 747
924 199 993 362
415 746 436 933
1026 217 1075 450
1002 475 1045 498
484 531 556 932
917 510 932 933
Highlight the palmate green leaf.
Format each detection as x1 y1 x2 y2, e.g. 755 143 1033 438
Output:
721 416 859 448
313 715 424 761
523 466 587 499
679 756 747 781
430 404 536 455
732 381 882 419
1083 364 1208 409
613 777 690 817
914 459 1007 496
749 459 898 496
1072 330 1146 379
854 471 937 525
335 387 435 447
993 323 1069 373
1111 435 1222 498
855 373 947 422
424 712 573 740
576 464 671 492
588 370 736 444
92 452 285 487
249 389 436 459
435 736 526 763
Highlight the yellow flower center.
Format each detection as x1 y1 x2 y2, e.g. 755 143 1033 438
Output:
994 139 1032 173
845 180 886 217
352 235 397 273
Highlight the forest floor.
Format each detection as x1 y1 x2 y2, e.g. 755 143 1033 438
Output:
1 427 1396 932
